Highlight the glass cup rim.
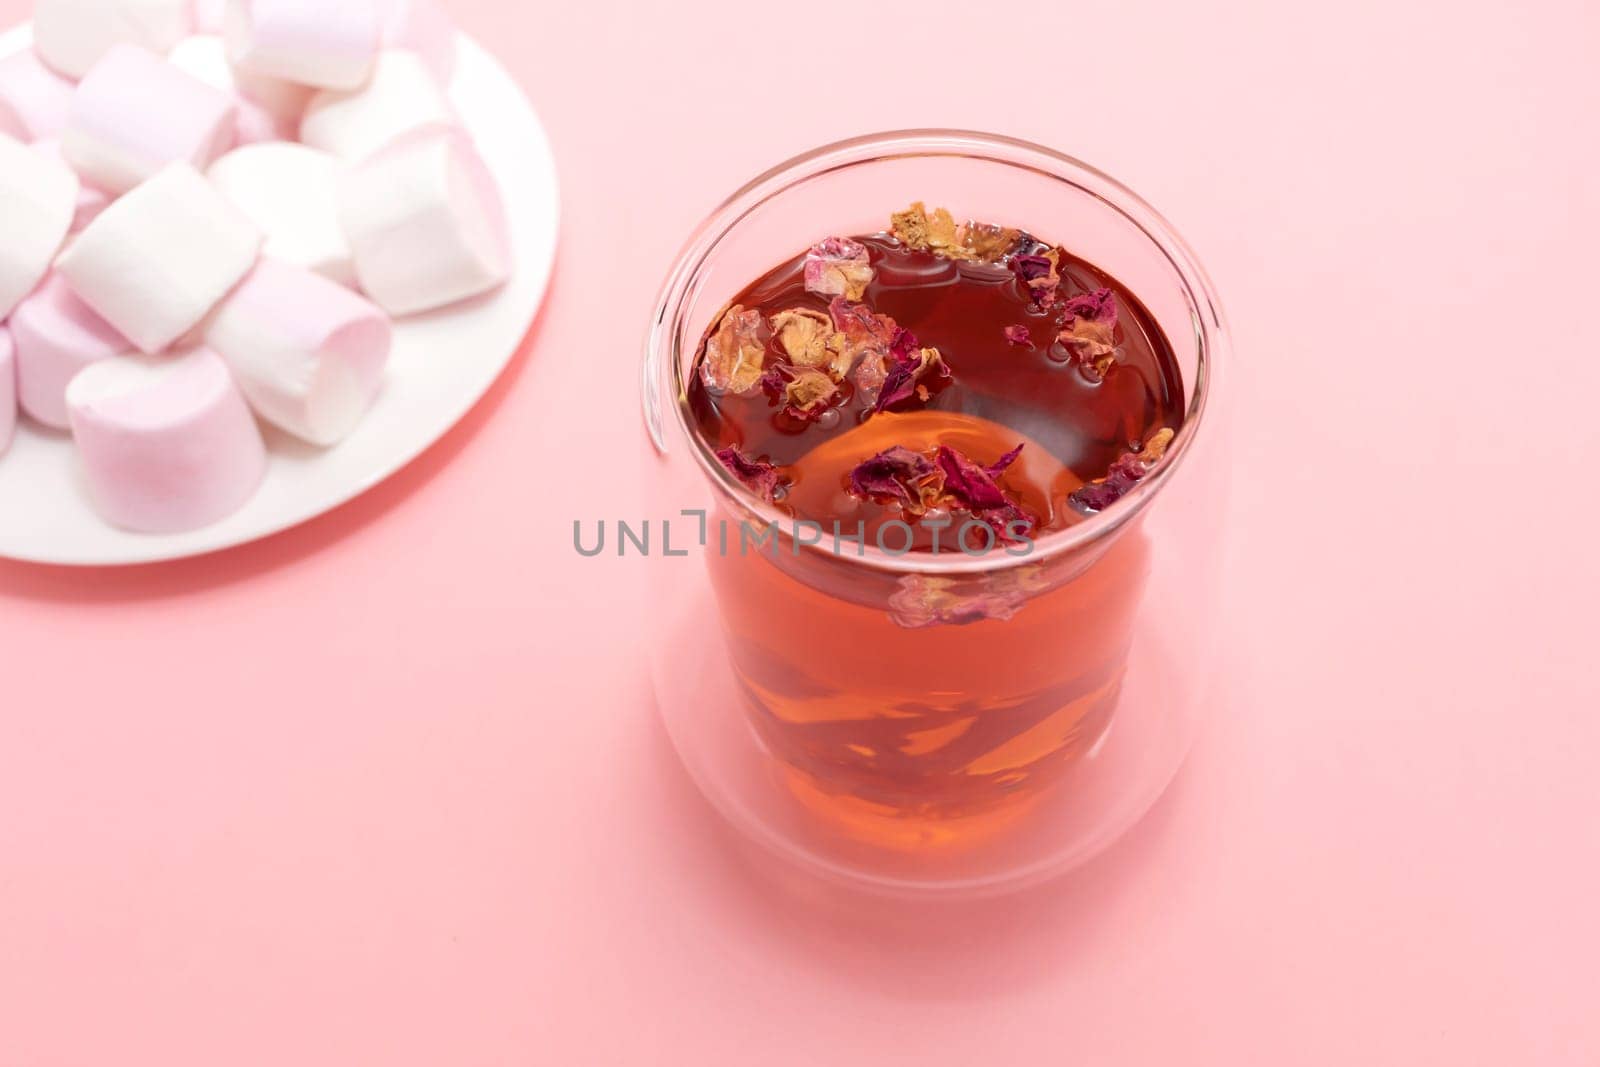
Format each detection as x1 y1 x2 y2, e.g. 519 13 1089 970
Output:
643 128 1229 577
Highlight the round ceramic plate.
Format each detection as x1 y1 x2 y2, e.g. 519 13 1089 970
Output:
0 24 559 566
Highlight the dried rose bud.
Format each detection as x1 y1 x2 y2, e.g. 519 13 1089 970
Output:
1003 324 1032 347
1058 287 1119 378
770 308 847 376
1011 249 1062 309
803 237 875 302
699 304 767 394
715 447 787 502
1068 427 1175 513
847 445 940 509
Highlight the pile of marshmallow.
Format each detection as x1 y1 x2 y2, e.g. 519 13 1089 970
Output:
0 0 512 534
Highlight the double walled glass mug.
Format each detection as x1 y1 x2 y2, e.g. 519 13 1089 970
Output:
641 131 1231 897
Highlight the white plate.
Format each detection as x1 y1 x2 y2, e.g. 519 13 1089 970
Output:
0 24 559 566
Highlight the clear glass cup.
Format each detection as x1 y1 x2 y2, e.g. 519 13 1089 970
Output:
641 130 1231 897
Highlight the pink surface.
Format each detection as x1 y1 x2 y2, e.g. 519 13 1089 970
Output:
1 0 1597 1063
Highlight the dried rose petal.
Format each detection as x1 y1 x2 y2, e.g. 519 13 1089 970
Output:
716 447 787 502
888 575 1025 629
935 444 1036 543
954 220 1022 262
892 203 1024 264
1011 249 1062 309
770 308 842 371
782 367 837 419
1058 287 1119 377
890 202 962 255
986 444 1024 476
935 445 1012 510
1068 427 1175 513
830 296 899 403
847 446 939 509
699 305 767 394
803 237 875 302
1003 325 1032 347
759 363 838 421
873 330 947 412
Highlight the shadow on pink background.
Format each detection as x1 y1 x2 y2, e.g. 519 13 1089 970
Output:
2 1 1597 1064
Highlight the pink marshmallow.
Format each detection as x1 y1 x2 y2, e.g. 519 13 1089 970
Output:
165 35 296 146
206 258 391 444
338 124 511 315
9 271 133 429
0 49 77 142
62 44 237 195
379 0 455 86
66 346 266 532
56 162 263 354
225 0 381 91
32 140 114 233
0 327 15 456
33 0 193 79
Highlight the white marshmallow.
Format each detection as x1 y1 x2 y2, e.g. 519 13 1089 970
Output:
33 0 193 79
55 162 262 354
10 271 133 429
63 43 237 195
379 0 456 86
338 125 511 315
66 347 266 532
0 327 15 457
0 133 79 319
208 143 353 285
166 35 303 144
206 258 391 444
299 51 452 163
32 139 114 234
224 0 381 91
0 48 77 141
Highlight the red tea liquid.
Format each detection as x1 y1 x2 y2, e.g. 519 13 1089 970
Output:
689 214 1185 849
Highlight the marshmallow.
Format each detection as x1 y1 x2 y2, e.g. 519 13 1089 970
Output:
66 347 266 532
208 143 353 285
379 0 456 86
32 139 114 234
0 49 77 141
206 258 391 444
10 272 133 429
33 0 193 79
338 125 511 315
62 44 237 195
166 35 303 145
56 162 262 353
299 51 452 163
1 328 15 456
224 0 381 91
0 133 79 319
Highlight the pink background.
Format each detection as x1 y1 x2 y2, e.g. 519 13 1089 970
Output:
3 0 1599 1063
